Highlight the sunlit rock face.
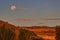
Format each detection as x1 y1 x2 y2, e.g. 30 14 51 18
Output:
10 5 16 11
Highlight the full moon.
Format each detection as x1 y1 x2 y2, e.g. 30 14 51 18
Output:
10 5 16 11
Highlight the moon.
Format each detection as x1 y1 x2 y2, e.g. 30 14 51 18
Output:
10 5 16 11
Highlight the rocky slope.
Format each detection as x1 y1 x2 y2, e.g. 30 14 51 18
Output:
0 20 56 40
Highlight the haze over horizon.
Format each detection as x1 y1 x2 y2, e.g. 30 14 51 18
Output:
0 0 60 26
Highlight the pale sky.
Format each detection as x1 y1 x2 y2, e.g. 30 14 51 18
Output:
0 0 60 26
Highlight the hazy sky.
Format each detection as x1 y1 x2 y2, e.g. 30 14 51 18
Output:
0 0 60 26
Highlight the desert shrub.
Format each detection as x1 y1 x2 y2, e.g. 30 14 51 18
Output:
19 28 36 40
19 29 26 40
32 37 44 40
56 26 60 40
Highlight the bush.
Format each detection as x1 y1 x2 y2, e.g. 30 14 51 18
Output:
19 28 36 40
32 37 44 40
56 26 60 40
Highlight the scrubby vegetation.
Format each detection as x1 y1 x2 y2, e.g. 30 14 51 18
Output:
19 28 37 40
32 37 44 40
56 26 60 40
